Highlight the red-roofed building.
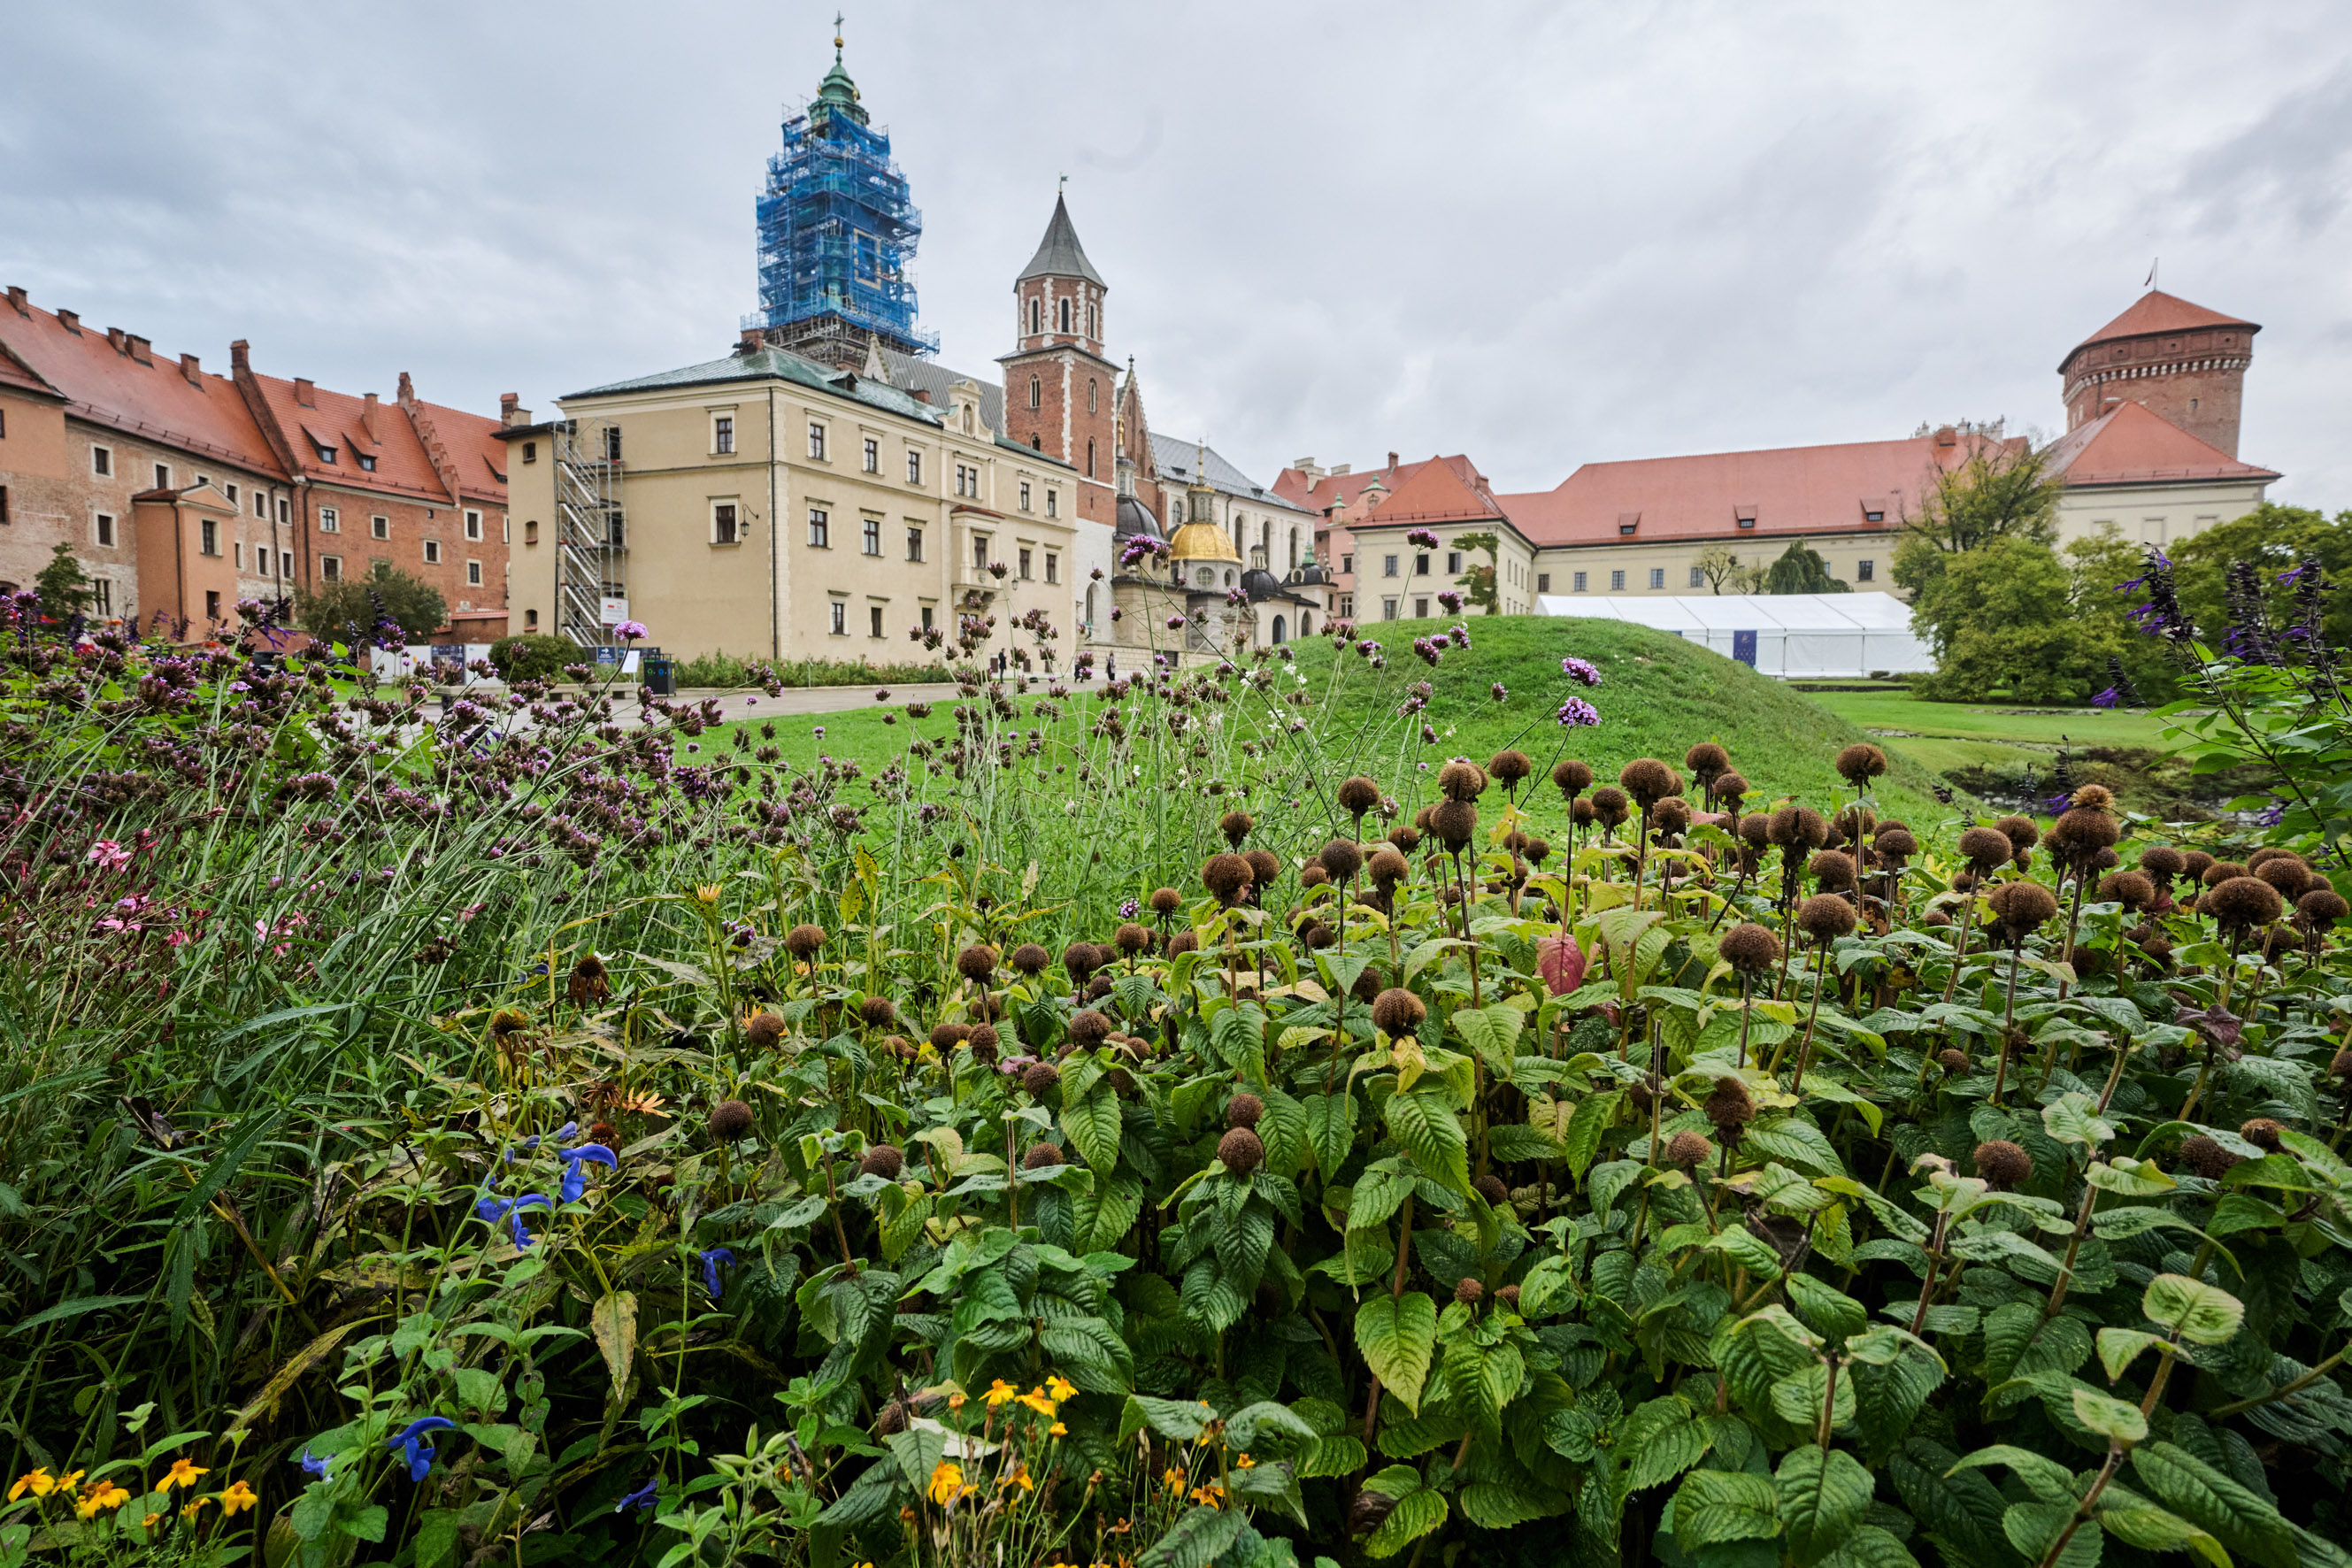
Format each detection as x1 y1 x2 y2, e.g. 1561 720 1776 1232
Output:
2060 290 2257 457
0 285 511 638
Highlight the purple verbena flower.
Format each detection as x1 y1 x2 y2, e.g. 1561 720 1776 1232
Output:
1556 697 1602 727
1560 657 1602 687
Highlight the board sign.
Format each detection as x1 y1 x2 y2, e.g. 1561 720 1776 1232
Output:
598 596 629 626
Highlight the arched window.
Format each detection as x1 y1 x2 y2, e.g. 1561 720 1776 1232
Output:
1028 298 1040 335
1087 438 1095 478
1088 379 1098 414
1031 435 1041 451
1028 376 1041 410
1272 614 1286 644
1088 304 1098 339
1058 298 1072 334
1298 611 1311 637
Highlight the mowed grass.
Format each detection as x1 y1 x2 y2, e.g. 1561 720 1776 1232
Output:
1808 688 2182 782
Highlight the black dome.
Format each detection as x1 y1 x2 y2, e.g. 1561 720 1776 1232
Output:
1114 495 1164 542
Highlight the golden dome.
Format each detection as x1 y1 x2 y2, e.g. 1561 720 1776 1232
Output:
1167 519 1241 563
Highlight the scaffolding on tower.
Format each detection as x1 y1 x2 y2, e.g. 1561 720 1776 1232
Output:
554 420 625 649
749 54 936 362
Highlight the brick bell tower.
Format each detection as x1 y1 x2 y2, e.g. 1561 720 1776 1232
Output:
2059 289 2260 457
1000 190 1117 526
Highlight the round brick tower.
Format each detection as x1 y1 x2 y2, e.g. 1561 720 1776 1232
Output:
2059 290 2259 457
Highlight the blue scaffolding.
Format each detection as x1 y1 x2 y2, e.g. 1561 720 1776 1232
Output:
751 46 936 358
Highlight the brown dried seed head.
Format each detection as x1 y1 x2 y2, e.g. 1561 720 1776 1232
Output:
1063 942 1104 980
1430 798 1479 849
2069 783 2116 811
1718 922 1782 976
2180 849 2216 882
860 1143 904 1180
1319 837 1364 881
1010 942 1051 976
1300 864 1331 888
1338 774 1382 816
1474 1173 1510 1206
709 1098 755 1142
966 1024 1000 1060
2300 888 2351 927
1437 758 1488 802
1958 826 2015 870
2139 845 2187 880
1875 826 1918 859
2331 1049 2352 1080
874 1398 910 1436
1987 880 2061 942
1993 815 2040 852
1217 1126 1264 1175
955 943 999 981
1115 921 1151 955
1022 1141 1065 1170
1551 758 1595 797
1489 749 1534 788
1350 1491 1396 1535
1069 1010 1113 1047
2204 875 2284 934
1372 988 1427 1038
1738 812 1772 849
929 1022 969 1051
1685 741 1731 780
1715 772 1751 805
1368 846 1410 888
2179 1134 2240 1180
1589 785 1630 826
2049 807 2123 862
1388 824 1422 854
1703 1075 1756 1129
785 923 827 958
2097 870 2156 911
2240 1118 2285 1151
1226 1092 1264 1129
1167 929 1201 956
1454 1277 1486 1305
1665 1129 1715 1167
1021 1062 1061 1099
1938 1048 1970 1073
2203 860 2251 888
747 1011 788 1050
858 995 895 1028
1808 849 1855 887
1244 849 1282 891
1149 887 1183 916
2256 857 2313 898
1202 852 1254 903
1618 757 1680 806
1834 742 1888 786
1974 1139 2033 1189
1219 809 1255 847
1795 893 1858 945
1652 796 1693 835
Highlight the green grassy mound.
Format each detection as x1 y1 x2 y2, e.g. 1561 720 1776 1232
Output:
1289 614 1962 824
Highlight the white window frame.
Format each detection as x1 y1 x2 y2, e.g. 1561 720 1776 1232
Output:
90 443 111 477
807 507 830 548
868 603 884 639
372 514 389 540
711 499 740 545
862 436 879 473
807 422 827 461
466 559 483 587
423 539 442 565
905 450 922 485
906 524 924 562
94 511 117 548
1573 571 1587 592
711 413 734 456
320 554 343 581
319 506 339 533
1610 569 1626 591
861 515 882 556
1044 489 1057 519
465 510 483 541
828 599 847 635
1018 480 1032 512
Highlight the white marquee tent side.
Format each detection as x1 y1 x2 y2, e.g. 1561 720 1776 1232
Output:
1531 591 1933 680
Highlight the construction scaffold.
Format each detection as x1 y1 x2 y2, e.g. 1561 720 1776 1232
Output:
554 420 624 649
748 86 936 357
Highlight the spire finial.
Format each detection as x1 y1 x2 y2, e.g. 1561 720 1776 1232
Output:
1058 173 1067 196
834 11 844 57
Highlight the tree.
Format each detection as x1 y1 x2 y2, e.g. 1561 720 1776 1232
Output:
2168 502 2352 651
2064 525 2178 703
1908 534 2070 660
1908 534 2117 703
296 569 448 643
34 544 93 621
1691 543 1745 594
1762 539 1848 595
1450 531 1501 615
1891 430 2064 612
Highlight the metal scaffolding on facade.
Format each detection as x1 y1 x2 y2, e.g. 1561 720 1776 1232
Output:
554 420 624 649
749 47 936 358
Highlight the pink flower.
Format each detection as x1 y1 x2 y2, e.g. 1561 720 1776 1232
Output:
613 620 649 641
86 841 132 871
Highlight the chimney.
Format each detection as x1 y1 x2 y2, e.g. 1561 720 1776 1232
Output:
180 352 202 386
294 378 316 407
1933 425 1956 448
230 339 250 373
499 392 520 426
4 287 26 318
106 327 127 354
55 309 80 334
362 392 380 441
126 334 151 365
396 371 415 407
911 388 931 404
737 327 765 356
1387 451 1399 471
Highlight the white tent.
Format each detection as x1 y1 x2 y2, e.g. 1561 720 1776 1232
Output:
1531 591 1933 679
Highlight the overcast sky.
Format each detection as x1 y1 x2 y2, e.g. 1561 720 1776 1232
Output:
5 2 2348 504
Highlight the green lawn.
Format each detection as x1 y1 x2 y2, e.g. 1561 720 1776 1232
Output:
1807 689 2174 750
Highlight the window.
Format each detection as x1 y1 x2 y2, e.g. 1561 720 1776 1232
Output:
713 503 738 544
154 463 171 490
1019 481 1032 511
1689 566 1704 588
920 605 934 632
0 485 7 526
234 541 243 568
204 589 220 621
906 450 921 485
96 513 116 547
1086 438 1095 478
463 559 481 588
1018 548 1033 580
862 516 881 555
372 514 389 539
1341 553 1354 573
225 482 238 505
1383 554 1399 578
525 608 538 630
1088 304 1098 339
522 441 537 464
372 559 392 581
603 427 622 460
357 453 376 472
867 603 883 637
807 508 830 548
423 539 442 565
92 445 111 476
1415 597 1429 618
1045 490 1057 519
502 516 509 543
1648 568 1664 589
319 507 339 533
1028 300 1041 336
276 497 289 524
1610 569 1626 590
862 437 879 473
465 510 482 541
1027 375 1041 409
90 578 111 615
525 519 540 545
906 526 924 561
1537 572 1550 593
321 555 342 581
1088 379 1098 414
808 423 827 461
1382 597 1399 620
1045 552 1058 584
1856 559 1875 582
828 600 846 635
1737 516 1756 530
1863 510 1883 523
1058 298 1072 333
1413 554 1429 576
1446 550 1462 573
253 490 266 517
712 415 734 455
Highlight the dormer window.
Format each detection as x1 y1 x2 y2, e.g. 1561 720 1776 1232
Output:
1733 504 1757 530
357 453 377 472
311 438 336 465
1864 510 1883 523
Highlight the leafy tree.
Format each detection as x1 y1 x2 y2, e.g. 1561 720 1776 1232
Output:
1910 535 2114 701
1691 543 1746 594
1908 535 2070 660
1450 531 1501 615
2169 502 2352 651
34 544 94 621
296 569 448 643
1891 432 2064 610
1762 539 1848 595
2064 525 2179 703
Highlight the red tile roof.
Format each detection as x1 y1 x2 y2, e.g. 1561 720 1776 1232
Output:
0 301 286 473
2071 290 2257 354
245 371 454 503
1352 456 1510 532
0 337 62 400
410 397 509 500
1277 461 1410 514
1497 434 1998 546
2042 398 2279 487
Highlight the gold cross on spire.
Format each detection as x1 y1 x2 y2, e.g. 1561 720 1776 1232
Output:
834 11 844 52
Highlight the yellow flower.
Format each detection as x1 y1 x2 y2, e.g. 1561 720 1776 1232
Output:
693 884 722 904
1000 1464 1034 1495
159 1457 210 1492
1049 1421 1068 1437
142 1511 163 1529
984 1379 1020 1407
1044 1374 1079 1402
1163 1466 1184 1495
219 1480 258 1518
56 1470 82 1493
181 1495 211 1523
1234 1452 1256 1469
1017 1390 1058 1418
7 1469 50 1501
1191 1480 1226 1509
77 1481 130 1519
926 1461 965 1507
946 1392 967 1410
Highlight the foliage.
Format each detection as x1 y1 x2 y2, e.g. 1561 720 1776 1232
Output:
294 568 449 642
2171 503 2352 653
488 633 580 682
9 596 2352 1566
673 648 957 690
1762 539 1849 596
1908 536 2125 703
34 542 94 622
1450 533 1502 616
1690 543 1753 595
1895 427 2063 562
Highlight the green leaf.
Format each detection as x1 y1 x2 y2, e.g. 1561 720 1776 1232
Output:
2129 1442 2299 1568
2084 1157 2176 1196
1364 1489 1447 1558
1776 1445 1876 1568
1849 1349 1945 1460
1303 1092 1357 1178
2095 1327 2168 1383
1561 1090 1622 1177
1119 1395 1219 1445
1225 1401 1317 1450
1460 1482 1566 1528
1136 1503 1246 1568
1061 1086 1123 1172
1671 1468 1781 1549
1355 1292 1439 1417
589 1291 635 1403
2093 1484 2231 1567
1384 1088 1470 1194
2071 1386 2148 1445
2041 1091 2115 1149
1817 1525 1924 1568
1623 1395 1710 1492
2141 1275 2243 1347
1786 1274 1869 1343
2002 1501 2099 1568
1449 1003 1524 1071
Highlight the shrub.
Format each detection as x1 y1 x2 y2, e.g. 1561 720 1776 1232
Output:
488 632 578 680
293 567 447 642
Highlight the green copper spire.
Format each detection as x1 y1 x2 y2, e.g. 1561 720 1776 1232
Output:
811 15 867 128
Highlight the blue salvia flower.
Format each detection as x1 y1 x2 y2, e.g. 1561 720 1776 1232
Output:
559 1144 617 1204
699 1248 734 1299
475 1188 552 1247
387 1417 456 1483
296 1448 334 1483
615 1479 660 1513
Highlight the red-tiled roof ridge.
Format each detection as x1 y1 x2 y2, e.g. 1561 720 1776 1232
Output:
2071 290 2257 356
0 334 62 400
1276 461 1416 514
243 366 453 503
0 297 286 474
2042 398 2279 487
1352 454 1506 529
406 395 508 501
